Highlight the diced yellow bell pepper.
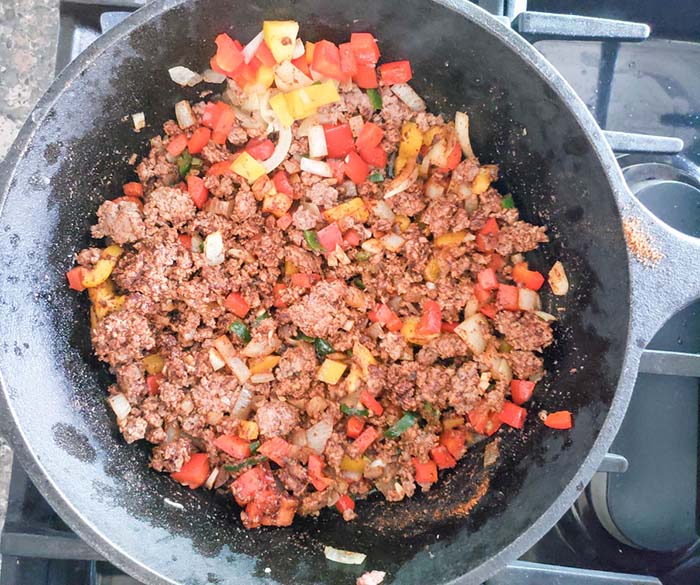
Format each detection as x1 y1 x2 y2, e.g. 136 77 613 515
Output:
423 257 441 282
263 20 299 63
472 167 494 195
401 316 438 345
422 126 444 147
394 155 408 175
284 260 299 276
284 88 318 120
395 214 411 232
435 231 467 247
303 81 341 107
270 92 295 127
317 358 348 385
344 364 363 393
142 354 165 375
87 279 125 319
249 65 275 92
398 122 423 161
249 355 281 375
352 341 377 379
340 455 366 473
82 244 122 288
262 191 293 218
305 41 315 64
237 420 259 441
322 197 369 223
231 152 267 183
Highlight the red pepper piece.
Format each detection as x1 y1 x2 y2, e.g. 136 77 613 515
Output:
170 453 210 489
186 175 208 209
311 40 344 81
346 416 365 439
66 267 86 291
356 122 384 150
498 401 527 429
350 33 380 64
415 299 442 336
166 134 188 157
496 284 519 312
213 435 251 459
510 380 535 405
344 150 370 184
122 182 143 198
412 458 438 484
187 127 211 155
378 60 412 84
323 123 355 158
430 445 457 469
224 292 250 318
544 411 573 430
360 390 384 416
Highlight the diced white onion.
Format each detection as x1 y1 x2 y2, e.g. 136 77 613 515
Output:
131 112 145 132
341 181 357 197
361 238 384 255
292 38 305 59
454 314 489 355
464 295 479 318
175 100 196 129
300 157 333 177
341 470 363 482
228 357 250 384
425 176 446 199
381 233 405 252
251 373 275 384
191 235 202 253
274 60 313 92
242 337 280 358
534 311 557 322
203 231 225 266
518 288 541 312
308 125 328 158
297 115 319 138
366 322 384 339
209 347 226 371
455 111 475 159
511 253 525 265
168 66 201 87
491 356 513 384
231 386 254 419
384 159 418 198
548 261 569 295
204 467 220 490
324 546 366 565
108 394 131 420
391 83 426 111
212 335 250 383
262 126 293 173
202 68 227 84
306 419 333 454
373 200 396 222
242 30 264 64
348 115 365 138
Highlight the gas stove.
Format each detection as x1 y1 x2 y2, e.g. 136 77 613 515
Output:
1 0 698 583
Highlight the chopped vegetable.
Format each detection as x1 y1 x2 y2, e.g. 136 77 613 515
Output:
346 416 366 438
548 261 569 295
300 156 333 177
543 410 573 430
324 123 355 158
203 230 224 266
187 175 208 209
108 393 131 420
391 83 426 111
501 194 515 209
223 455 269 474
366 88 383 110
353 426 379 454
249 355 281 375
231 151 267 183
440 429 467 458
368 171 384 182
82 245 123 288
171 453 210 489
415 299 442 337
384 412 417 438
176 150 192 177
378 60 412 84
498 401 526 429
341 404 370 417
213 435 251 459
168 66 202 87
262 20 299 62
229 320 252 344
468 406 502 437
512 262 545 291
344 150 370 184
317 222 344 252
430 445 456 470
454 313 489 354
324 545 366 565
368 303 403 332
313 337 335 360
351 277 365 290
412 458 438 485
131 112 145 132
257 436 291 465
323 197 369 223
317 358 347 384
307 125 328 158
253 311 271 326
360 390 383 416
303 229 322 252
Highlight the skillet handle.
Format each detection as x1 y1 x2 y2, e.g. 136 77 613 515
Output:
621 186 700 347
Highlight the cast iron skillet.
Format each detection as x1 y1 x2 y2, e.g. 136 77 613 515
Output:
1 0 699 583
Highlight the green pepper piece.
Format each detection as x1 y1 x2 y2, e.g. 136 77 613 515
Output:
249 440 261 455
368 171 384 183
223 455 268 473
229 320 251 344
303 229 322 252
253 311 271 327
498 339 513 353
384 412 418 439
297 331 316 343
367 88 383 110
177 150 192 177
191 157 203 169
341 404 370 417
351 276 365 290
314 337 335 360
501 194 515 209
356 250 370 262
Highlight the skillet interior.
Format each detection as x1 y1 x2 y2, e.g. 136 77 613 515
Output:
0 0 630 583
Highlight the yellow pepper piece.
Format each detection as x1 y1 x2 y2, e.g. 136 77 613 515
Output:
284 88 317 120
303 81 341 107
262 20 299 63
237 420 259 441
422 126 444 147
249 355 281 375
344 364 363 393
251 65 275 91
82 244 122 288
142 354 165 375
317 358 348 385
87 278 125 319
472 168 492 195
231 152 267 183
435 231 467 247
352 341 377 379
398 122 422 161
423 257 441 282
270 92 294 127
340 455 366 473
401 316 438 345
395 214 411 232
284 260 299 276
322 197 369 223
394 155 407 175
262 192 293 218
305 41 315 64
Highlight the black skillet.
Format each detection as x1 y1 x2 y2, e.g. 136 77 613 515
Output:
1 0 699 584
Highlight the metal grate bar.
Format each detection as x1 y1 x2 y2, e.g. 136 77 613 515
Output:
639 350 700 377
512 12 649 41
604 130 684 154
491 561 663 585
0 532 102 561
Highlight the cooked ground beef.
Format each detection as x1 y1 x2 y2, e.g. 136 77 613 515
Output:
71 45 556 531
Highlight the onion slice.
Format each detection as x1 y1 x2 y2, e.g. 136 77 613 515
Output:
131 112 145 132
384 159 418 198
454 314 489 355
242 30 264 64
202 68 226 84
455 111 475 159
168 66 201 87
324 546 367 565
108 394 131 420
306 419 333 454
292 38 305 59
391 83 426 111
300 157 333 178
203 231 225 266
175 100 196 129
262 126 293 173
548 261 569 295
308 125 328 158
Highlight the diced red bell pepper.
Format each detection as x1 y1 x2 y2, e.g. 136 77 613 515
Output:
209 55 228 77
201 102 224 129
317 222 344 253
146 374 162 395
224 292 250 318
187 127 211 155
344 150 370 184
350 33 380 64
544 410 573 430
66 267 86 291
358 145 387 168
489 253 505 271
214 33 245 74
430 445 457 470
166 133 188 157
170 453 210 489
475 217 500 252
353 62 378 89
479 303 497 319
440 429 467 459
231 58 262 89
277 212 293 231
511 380 535 405
257 437 290 466
326 158 346 183
311 40 344 81
186 175 208 209
245 137 275 161
211 103 236 144
290 272 316 289
206 158 237 176
323 123 355 158
307 453 332 491
213 434 251 459
356 122 384 150
273 283 287 308
178 234 192 249
123 181 144 198
369 303 403 332
353 426 379 454
255 41 276 67
273 170 294 196
360 390 384 416
440 142 462 172
468 407 503 436
477 267 499 291
336 494 355 515
346 416 365 439
231 464 274 505
512 262 545 291
343 228 362 247
416 299 442 336
292 55 311 77
441 321 458 333
378 60 412 84
499 401 527 429
412 458 438 485
338 43 357 77
267 494 297 527
497 284 519 311
474 283 491 304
